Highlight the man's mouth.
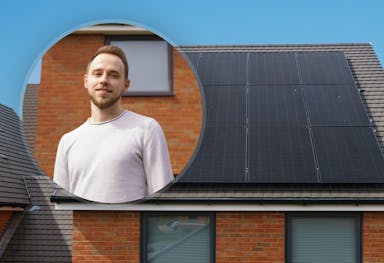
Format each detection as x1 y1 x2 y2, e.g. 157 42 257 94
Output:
96 88 112 93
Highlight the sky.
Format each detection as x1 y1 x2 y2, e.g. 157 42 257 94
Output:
1 0 384 116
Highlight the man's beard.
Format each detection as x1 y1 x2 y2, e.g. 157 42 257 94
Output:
89 92 121 110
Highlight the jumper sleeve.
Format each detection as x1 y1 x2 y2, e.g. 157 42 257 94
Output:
53 137 70 192
143 120 174 195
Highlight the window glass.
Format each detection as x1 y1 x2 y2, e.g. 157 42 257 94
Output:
142 213 213 263
110 39 172 96
288 214 360 263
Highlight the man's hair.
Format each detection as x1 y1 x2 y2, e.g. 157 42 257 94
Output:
86 45 129 79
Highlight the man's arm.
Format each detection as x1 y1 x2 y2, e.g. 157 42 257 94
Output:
143 120 174 195
53 138 70 191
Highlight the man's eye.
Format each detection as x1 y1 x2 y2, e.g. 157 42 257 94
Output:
110 73 119 78
93 72 102 77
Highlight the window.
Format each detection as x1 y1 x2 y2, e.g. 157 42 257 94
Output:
141 212 215 263
107 36 173 96
286 213 361 263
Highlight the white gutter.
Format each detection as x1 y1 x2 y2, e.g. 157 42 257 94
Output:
55 202 384 211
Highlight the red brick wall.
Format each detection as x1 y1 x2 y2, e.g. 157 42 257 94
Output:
72 210 384 262
363 212 384 262
72 211 285 262
216 212 285 263
0 211 13 235
34 34 202 179
72 211 140 263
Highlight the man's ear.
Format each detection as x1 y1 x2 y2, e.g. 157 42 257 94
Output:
83 74 88 89
124 79 130 92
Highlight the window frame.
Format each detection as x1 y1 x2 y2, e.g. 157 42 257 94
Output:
285 212 362 263
105 35 174 96
140 211 216 263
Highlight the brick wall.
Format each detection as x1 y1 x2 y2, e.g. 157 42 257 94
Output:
363 212 384 262
216 212 285 263
34 34 202 179
0 211 13 235
72 211 285 263
73 211 140 262
71 210 384 262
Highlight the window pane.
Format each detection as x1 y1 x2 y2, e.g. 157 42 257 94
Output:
110 40 172 95
290 216 358 263
145 214 212 263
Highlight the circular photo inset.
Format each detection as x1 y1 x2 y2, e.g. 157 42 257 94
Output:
24 23 202 203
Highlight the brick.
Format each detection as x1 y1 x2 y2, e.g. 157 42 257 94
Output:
363 212 384 262
73 211 140 263
216 212 285 263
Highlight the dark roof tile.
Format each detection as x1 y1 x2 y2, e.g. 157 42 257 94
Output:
0 104 30 206
0 102 72 262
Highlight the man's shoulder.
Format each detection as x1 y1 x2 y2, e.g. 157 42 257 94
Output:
124 110 157 125
59 122 87 144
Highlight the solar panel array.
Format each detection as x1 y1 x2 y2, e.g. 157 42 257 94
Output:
180 51 384 183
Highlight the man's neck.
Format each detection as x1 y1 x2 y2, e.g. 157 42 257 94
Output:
89 103 124 124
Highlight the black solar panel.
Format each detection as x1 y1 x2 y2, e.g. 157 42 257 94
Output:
183 125 246 182
248 127 318 182
304 85 371 126
179 50 384 185
197 52 247 85
312 127 384 182
297 52 355 85
204 85 246 123
180 85 246 182
248 52 300 85
248 85 307 127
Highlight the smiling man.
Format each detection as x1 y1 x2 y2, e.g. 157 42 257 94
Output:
53 45 174 203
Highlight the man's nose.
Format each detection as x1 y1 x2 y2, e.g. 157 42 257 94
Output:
99 73 108 83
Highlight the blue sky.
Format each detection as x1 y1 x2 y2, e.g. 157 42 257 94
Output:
1 0 384 116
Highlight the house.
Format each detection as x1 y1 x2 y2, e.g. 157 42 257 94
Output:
3 24 384 262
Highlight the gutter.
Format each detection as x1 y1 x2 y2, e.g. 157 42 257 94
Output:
51 195 384 211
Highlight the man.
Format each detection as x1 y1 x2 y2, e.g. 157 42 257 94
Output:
53 45 174 203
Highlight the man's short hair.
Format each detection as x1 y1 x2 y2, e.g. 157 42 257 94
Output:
87 45 129 79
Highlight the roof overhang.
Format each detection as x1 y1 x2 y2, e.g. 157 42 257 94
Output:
54 200 384 212
73 24 153 35
51 182 384 211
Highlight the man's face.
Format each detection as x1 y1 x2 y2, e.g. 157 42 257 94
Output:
84 53 130 110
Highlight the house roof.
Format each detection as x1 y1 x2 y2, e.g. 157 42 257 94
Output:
0 104 72 261
0 104 31 207
51 43 384 205
167 43 384 201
